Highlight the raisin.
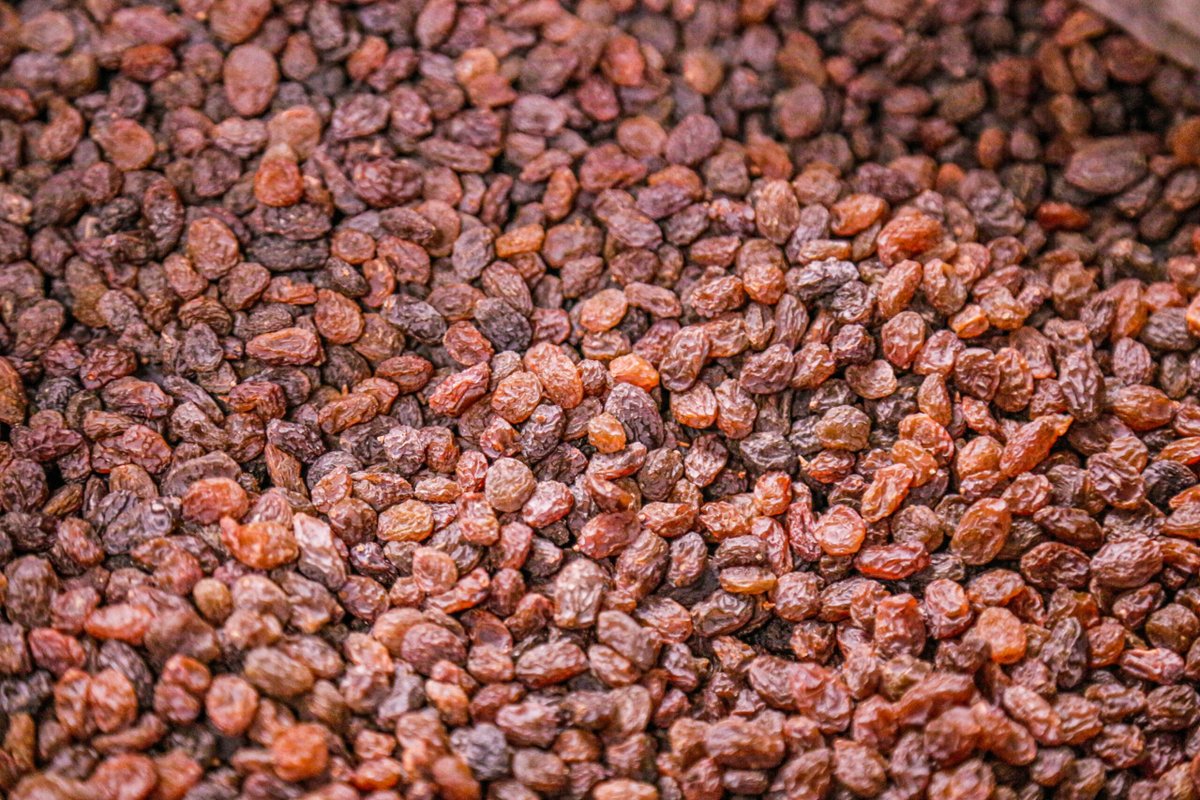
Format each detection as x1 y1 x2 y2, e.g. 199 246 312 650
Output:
0 2 1196 796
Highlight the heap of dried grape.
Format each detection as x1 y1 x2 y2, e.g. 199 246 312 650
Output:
5 0 1200 797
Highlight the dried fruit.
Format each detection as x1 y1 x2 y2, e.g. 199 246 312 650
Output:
0 4 1197 798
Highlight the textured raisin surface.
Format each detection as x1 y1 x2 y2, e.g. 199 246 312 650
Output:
4 1 1200 800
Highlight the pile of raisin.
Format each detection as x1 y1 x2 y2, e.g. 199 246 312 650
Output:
5 0 1200 797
